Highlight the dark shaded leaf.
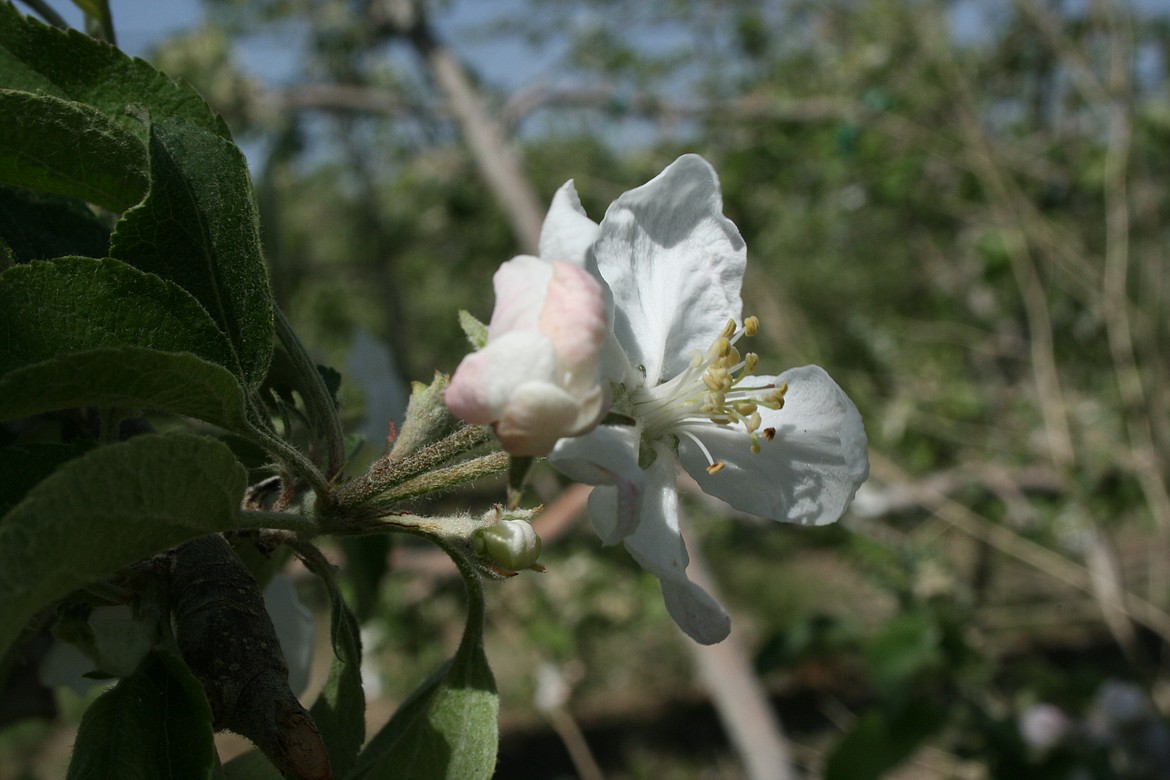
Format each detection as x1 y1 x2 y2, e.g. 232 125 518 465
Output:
0 90 147 211
0 184 110 263
0 348 251 434
66 651 219 780
0 256 238 377
0 3 227 141
0 434 248 659
110 118 272 386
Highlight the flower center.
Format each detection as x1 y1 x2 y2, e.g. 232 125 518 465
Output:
631 316 787 472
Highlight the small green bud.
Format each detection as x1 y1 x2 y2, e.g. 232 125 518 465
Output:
471 518 542 572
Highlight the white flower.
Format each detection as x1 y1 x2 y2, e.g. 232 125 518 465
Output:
542 155 870 644
446 254 608 456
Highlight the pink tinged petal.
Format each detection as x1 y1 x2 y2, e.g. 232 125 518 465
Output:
488 256 553 337
445 349 500 424
538 261 607 374
678 365 869 526
548 425 644 544
496 381 589 456
446 331 555 424
622 444 731 645
590 154 746 385
539 181 600 266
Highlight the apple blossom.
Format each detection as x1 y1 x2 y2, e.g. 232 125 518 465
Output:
542 155 870 644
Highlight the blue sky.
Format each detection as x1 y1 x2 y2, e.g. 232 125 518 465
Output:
50 0 549 90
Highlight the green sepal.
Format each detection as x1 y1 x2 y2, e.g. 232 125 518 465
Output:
457 309 488 350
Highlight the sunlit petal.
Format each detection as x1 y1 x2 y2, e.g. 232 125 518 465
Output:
678 365 869 526
539 180 600 266
590 155 746 385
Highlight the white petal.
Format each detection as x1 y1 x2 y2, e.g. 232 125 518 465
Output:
678 365 869 526
590 155 746 385
548 425 643 543
622 445 731 644
539 180 600 266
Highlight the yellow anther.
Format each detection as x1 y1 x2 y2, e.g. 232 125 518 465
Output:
721 319 737 338
702 372 723 392
727 346 741 366
706 461 727 474
744 316 759 336
746 411 762 433
733 401 758 416
743 353 759 373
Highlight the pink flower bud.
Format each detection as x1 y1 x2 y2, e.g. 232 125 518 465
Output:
446 256 608 455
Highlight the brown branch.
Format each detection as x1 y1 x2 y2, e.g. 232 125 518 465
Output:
385 0 545 253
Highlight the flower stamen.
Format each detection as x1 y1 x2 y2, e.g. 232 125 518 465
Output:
632 315 788 461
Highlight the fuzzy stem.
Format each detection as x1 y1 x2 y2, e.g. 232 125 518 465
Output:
366 451 509 509
333 425 492 512
237 509 319 536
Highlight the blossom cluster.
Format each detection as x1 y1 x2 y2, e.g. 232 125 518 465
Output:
447 155 869 643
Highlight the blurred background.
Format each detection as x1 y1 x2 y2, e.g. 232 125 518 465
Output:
5 0 1170 777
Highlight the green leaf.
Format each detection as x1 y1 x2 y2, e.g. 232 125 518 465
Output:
0 3 227 141
0 441 93 516
0 90 147 211
0 256 239 377
824 699 944 780
0 433 248 659
298 543 366 777
67 650 219 780
348 547 497 780
348 645 498 780
0 184 110 263
0 348 251 433
110 118 273 386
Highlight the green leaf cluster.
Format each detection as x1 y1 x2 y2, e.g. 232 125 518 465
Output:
1 5 505 777
0 2 283 670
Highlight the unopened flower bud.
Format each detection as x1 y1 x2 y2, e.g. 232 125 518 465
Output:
471 518 543 571
446 256 608 455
